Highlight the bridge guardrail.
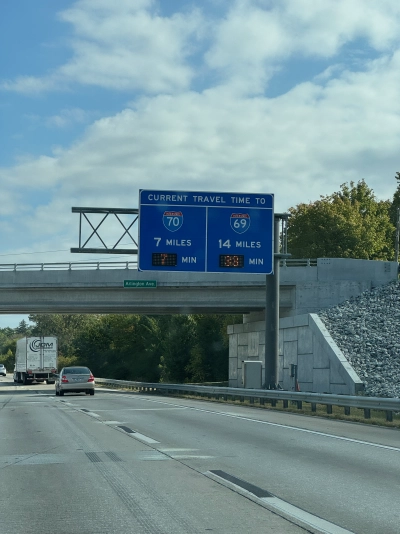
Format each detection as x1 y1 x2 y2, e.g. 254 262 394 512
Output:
0 261 138 271
95 378 400 422
0 259 317 272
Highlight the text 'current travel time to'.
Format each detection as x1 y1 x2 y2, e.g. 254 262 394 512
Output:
139 189 274 274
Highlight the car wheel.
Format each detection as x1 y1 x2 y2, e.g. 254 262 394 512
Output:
90 390 95 396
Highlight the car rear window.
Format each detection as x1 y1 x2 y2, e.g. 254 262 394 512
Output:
64 367 91 374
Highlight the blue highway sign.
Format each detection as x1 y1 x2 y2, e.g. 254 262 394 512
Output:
139 190 274 274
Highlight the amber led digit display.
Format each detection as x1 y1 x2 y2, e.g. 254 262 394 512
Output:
219 254 244 268
152 253 178 267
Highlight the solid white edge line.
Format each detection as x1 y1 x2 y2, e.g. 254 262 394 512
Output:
159 448 200 452
261 497 354 534
102 421 127 425
206 471 355 534
170 455 213 460
134 397 400 452
129 431 159 444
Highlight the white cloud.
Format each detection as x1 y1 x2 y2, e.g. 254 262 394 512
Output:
2 48 400 235
1 0 203 95
46 108 95 128
0 155 59 189
206 0 400 93
283 0 400 53
3 0 400 97
1 76 59 94
0 190 23 217
2 0 400 267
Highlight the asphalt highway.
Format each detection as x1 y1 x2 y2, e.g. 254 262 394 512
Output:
1 379 399 534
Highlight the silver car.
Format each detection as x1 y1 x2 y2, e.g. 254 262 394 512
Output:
0 364 6 377
55 366 95 396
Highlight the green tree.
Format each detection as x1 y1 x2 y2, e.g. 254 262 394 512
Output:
0 328 18 371
0 327 15 339
73 314 161 381
29 314 98 358
390 171 400 227
158 315 196 383
0 349 15 375
26 312 240 384
287 180 394 260
186 314 241 383
15 319 31 335
0 333 17 373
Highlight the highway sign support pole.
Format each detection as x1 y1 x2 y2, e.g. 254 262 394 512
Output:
265 214 291 389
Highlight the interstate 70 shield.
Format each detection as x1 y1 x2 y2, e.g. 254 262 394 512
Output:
163 211 183 232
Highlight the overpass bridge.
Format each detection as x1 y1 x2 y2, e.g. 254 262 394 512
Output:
2 257 397 395
0 258 397 316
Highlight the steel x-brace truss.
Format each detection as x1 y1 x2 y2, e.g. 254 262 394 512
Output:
70 207 138 254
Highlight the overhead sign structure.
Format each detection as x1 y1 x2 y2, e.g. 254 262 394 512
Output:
139 190 274 274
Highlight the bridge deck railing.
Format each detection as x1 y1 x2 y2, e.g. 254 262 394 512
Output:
0 261 138 271
95 378 399 423
0 259 316 272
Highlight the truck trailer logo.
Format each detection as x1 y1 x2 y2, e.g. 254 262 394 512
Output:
29 339 54 352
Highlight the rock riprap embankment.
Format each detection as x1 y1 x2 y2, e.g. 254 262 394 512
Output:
318 281 400 398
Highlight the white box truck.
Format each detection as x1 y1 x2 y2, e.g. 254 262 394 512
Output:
14 337 58 385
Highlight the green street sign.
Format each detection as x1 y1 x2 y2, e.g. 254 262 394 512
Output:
123 280 157 288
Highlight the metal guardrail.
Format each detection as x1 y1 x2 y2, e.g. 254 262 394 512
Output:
281 258 317 267
0 259 316 272
95 378 400 422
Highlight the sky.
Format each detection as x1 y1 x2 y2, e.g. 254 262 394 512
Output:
1 0 400 328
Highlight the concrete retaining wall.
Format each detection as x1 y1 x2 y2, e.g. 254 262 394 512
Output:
228 313 364 394
228 258 398 393
279 258 398 317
